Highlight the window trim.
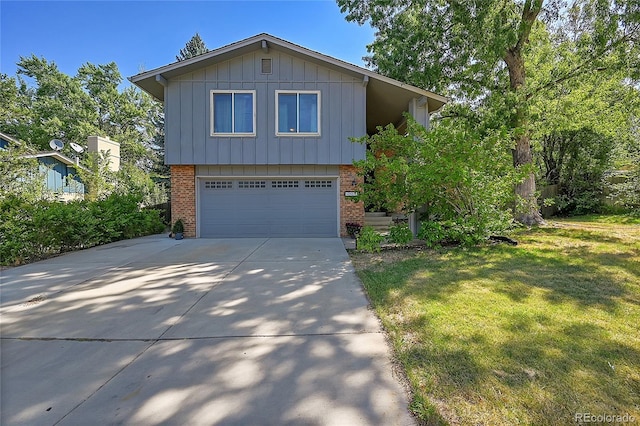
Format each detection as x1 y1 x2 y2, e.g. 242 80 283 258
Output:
275 90 321 137
210 90 256 137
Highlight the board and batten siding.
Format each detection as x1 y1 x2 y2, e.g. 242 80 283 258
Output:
165 50 366 166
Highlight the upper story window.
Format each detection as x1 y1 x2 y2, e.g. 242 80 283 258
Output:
210 90 256 136
276 90 320 136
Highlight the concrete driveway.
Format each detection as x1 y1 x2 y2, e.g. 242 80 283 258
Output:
1 235 413 425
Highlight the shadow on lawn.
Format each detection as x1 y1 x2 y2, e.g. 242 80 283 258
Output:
362 242 631 310
398 315 640 424
355 225 640 424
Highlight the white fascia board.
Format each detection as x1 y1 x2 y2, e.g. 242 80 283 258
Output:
128 33 449 110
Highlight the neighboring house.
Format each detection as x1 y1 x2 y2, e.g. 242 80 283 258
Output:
0 132 85 200
25 152 86 201
130 33 447 238
0 133 120 201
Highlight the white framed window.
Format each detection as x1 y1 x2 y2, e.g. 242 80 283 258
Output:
275 90 321 136
210 90 256 136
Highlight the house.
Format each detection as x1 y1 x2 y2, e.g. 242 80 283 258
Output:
1 132 85 200
129 33 447 238
0 133 120 201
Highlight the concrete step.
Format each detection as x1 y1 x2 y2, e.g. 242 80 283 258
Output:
364 212 387 218
364 213 393 233
365 217 393 226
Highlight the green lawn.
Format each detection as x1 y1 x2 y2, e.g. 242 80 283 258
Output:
350 216 640 425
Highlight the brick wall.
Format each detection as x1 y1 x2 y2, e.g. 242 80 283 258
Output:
171 165 196 238
339 165 364 237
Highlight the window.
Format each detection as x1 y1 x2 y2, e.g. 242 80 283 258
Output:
305 180 333 188
238 180 266 189
204 181 232 189
210 90 256 136
276 90 320 136
272 180 299 188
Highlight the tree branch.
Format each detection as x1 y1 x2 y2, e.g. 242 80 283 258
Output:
515 0 544 53
527 33 637 99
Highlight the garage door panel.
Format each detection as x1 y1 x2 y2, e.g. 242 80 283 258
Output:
199 178 337 237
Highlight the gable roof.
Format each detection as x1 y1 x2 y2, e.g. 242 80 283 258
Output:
0 132 27 150
24 152 86 170
0 132 87 170
129 33 448 133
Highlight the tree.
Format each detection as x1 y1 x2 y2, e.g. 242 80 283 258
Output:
76 151 115 202
0 74 32 138
176 33 209 61
526 22 640 213
0 142 47 202
353 116 522 243
338 0 640 224
2 56 167 203
16 55 100 150
7 56 165 170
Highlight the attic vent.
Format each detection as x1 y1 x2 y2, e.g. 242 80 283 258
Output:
261 58 272 74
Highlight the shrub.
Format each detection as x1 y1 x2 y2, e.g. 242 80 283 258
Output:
0 193 165 266
388 222 413 244
172 219 185 234
608 168 640 212
356 226 384 253
345 222 362 239
352 116 517 245
417 221 445 248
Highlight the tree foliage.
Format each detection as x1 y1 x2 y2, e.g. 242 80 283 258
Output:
525 22 640 214
0 56 167 204
0 142 47 202
176 33 209 61
0 55 164 171
338 0 640 223
353 116 522 243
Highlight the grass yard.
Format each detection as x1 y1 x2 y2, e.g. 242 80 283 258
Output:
350 216 640 425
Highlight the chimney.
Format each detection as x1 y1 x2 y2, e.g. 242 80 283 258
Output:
87 136 120 172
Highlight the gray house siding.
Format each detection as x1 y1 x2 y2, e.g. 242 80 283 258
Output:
164 50 366 166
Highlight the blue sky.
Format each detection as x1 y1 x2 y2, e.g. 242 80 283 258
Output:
1 0 375 85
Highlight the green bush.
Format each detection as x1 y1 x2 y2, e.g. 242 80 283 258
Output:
417 221 445 248
0 193 165 266
352 116 518 245
608 168 640 212
356 226 384 253
388 222 413 244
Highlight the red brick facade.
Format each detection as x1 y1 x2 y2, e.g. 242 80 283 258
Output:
171 165 196 238
339 165 365 237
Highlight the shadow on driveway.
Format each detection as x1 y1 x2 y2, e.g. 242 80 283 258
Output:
1 236 413 425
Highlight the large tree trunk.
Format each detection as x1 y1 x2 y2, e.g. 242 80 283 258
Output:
513 133 545 225
504 47 545 226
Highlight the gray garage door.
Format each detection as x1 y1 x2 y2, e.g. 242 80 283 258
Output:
199 178 337 237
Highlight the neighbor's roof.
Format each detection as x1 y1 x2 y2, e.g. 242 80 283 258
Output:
129 33 448 132
0 132 86 170
23 152 87 170
0 132 25 148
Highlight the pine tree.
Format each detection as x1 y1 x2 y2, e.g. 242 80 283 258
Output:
176 33 209 61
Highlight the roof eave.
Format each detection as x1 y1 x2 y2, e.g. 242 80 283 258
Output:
23 152 88 171
129 33 449 111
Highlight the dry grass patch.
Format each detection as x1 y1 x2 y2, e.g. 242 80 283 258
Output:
350 216 640 425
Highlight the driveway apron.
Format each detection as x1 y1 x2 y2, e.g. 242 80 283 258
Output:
1 235 414 425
